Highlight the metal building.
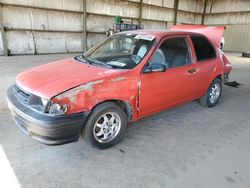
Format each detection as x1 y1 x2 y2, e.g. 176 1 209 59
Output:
1 0 249 56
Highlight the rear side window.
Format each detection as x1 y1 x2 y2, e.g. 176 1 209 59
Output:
191 35 216 62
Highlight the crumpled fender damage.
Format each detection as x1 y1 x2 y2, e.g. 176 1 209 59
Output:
51 76 139 120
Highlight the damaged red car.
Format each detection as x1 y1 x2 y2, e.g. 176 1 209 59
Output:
7 28 232 149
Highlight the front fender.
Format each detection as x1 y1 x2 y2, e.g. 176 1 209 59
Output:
51 77 139 120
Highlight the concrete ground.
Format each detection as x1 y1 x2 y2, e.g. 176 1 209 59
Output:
0 53 250 188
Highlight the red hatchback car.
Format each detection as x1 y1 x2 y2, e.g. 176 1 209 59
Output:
7 29 232 149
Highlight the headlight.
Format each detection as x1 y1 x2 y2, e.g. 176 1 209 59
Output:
41 98 67 115
48 103 67 115
41 98 49 107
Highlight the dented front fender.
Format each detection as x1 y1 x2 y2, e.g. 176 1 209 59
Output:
52 76 139 120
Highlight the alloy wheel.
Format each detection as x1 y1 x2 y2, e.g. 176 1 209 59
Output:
93 112 121 143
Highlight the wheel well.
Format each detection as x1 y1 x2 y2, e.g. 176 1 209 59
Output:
213 74 223 84
113 100 133 121
91 100 133 122
208 75 222 89
215 75 222 81
81 100 132 136
201 75 223 97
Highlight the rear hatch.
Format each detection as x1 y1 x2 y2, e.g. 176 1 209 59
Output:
170 24 225 49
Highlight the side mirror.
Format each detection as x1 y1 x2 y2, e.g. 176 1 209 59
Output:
144 63 166 73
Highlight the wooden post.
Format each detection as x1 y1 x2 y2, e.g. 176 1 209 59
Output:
0 3 8 56
138 0 143 26
173 0 179 25
82 0 87 52
201 0 208 25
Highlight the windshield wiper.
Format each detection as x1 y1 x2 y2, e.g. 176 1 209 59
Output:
75 54 89 63
76 54 113 69
86 57 113 69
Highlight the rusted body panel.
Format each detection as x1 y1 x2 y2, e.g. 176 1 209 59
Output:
52 74 139 119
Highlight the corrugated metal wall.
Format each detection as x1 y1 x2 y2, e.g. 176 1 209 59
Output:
223 24 250 52
205 0 250 25
0 0 250 55
205 0 250 52
0 0 203 55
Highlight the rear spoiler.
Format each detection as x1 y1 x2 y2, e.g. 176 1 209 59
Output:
170 25 225 48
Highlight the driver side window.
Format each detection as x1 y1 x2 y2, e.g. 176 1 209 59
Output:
150 37 191 69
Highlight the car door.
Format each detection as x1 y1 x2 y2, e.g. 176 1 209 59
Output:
138 36 200 117
189 35 219 96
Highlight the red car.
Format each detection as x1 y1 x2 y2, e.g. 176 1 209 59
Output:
7 28 232 149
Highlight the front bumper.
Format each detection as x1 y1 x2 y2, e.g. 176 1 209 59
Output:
6 85 89 145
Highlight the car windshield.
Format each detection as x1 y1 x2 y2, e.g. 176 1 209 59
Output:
76 34 155 69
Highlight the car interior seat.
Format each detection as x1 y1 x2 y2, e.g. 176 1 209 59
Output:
170 49 189 68
149 49 168 67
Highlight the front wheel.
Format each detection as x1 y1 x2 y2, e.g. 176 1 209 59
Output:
199 78 222 107
83 102 127 149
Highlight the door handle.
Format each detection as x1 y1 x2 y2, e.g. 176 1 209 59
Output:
187 68 197 74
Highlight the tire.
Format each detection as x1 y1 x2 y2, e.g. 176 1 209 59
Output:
199 78 222 108
83 102 127 149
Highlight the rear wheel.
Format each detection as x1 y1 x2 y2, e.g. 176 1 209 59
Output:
83 102 127 149
199 78 222 107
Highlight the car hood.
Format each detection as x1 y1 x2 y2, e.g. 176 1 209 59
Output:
170 24 225 48
16 58 124 99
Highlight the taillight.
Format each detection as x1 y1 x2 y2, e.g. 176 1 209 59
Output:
221 52 232 73
222 52 231 66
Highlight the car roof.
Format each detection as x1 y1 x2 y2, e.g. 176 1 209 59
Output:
118 30 202 38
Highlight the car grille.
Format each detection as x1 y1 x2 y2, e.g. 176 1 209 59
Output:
13 85 31 104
